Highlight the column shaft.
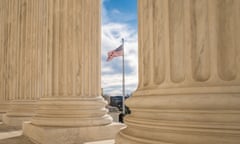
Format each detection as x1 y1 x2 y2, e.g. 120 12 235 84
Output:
116 0 240 143
43 0 100 98
23 1 124 143
2 0 45 127
0 0 9 118
30 0 111 127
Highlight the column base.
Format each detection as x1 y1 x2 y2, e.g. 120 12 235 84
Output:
0 113 3 121
115 93 240 144
2 114 32 128
2 100 37 127
108 112 121 122
0 103 9 121
23 122 125 144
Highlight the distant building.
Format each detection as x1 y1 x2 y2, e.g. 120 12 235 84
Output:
109 96 123 110
107 95 130 111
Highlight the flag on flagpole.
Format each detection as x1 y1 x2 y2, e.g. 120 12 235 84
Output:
106 38 126 115
106 44 123 61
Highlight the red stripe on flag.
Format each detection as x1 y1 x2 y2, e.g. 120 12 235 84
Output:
106 45 123 61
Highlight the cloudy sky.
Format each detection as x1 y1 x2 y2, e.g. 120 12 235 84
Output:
101 0 138 96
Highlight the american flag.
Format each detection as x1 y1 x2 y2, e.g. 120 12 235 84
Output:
106 44 123 61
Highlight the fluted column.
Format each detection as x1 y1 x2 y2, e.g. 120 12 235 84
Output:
23 1 123 144
31 0 110 127
2 0 45 127
116 0 240 143
0 0 9 119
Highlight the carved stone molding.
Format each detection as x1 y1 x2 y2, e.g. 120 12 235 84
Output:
116 0 240 143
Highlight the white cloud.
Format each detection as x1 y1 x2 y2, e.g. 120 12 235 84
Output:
111 9 121 15
102 66 114 73
101 1 138 96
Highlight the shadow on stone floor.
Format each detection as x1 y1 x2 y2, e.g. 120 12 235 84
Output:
0 121 34 144
0 122 21 132
0 136 35 144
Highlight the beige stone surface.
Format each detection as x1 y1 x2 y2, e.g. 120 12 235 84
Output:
84 140 114 144
24 122 124 144
0 104 8 114
0 137 115 144
2 114 31 128
116 0 240 144
0 0 43 127
2 100 37 127
0 136 114 144
3 101 37 127
109 112 120 122
0 130 22 141
31 97 113 127
1 0 124 142
0 0 10 119
0 136 35 144
2 0 239 143
20 0 124 143
0 123 22 141
0 122 115 144
0 123 20 133
24 0 112 127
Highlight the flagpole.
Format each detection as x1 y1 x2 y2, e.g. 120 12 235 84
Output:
122 38 125 115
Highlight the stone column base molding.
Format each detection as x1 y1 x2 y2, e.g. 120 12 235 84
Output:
2 114 32 128
3 100 37 127
0 103 8 121
0 113 3 121
31 97 114 127
23 122 125 144
0 103 9 113
116 90 240 144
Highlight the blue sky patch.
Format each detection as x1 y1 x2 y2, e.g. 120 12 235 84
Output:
101 0 138 96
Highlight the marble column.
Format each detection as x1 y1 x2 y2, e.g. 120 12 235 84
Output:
116 0 240 143
0 0 9 120
23 0 124 144
2 0 44 127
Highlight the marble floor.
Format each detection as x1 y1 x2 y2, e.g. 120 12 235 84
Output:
0 121 114 144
